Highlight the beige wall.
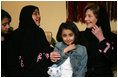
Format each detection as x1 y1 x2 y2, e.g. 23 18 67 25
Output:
1 1 117 40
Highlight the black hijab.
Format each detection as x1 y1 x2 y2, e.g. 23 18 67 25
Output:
16 5 52 56
96 4 111 38
19 5 38 29
6 5 53 76
85 4 113 40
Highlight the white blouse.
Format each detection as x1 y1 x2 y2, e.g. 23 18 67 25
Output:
60 57 73 77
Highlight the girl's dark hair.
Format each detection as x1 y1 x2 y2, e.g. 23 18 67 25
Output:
56 22 80 44
1 9 11 22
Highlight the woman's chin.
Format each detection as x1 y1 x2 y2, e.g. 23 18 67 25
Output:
87 26 93 29
36 23 40 26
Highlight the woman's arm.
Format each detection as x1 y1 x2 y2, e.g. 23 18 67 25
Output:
91 25 117 64
98 37 117 64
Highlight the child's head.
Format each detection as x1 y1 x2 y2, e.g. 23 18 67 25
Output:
56 22 80 45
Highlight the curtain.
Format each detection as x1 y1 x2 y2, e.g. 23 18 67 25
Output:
66 1 117 23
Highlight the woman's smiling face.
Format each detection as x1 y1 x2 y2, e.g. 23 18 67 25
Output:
32 9 41 26
84 9 98 29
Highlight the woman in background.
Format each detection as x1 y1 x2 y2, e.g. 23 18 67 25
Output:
1 9 12 77
6 5 53 77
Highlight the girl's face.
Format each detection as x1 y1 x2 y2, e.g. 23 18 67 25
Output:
84 9 98 28
61 29 75 45
32 9 40 26
1 17 10 34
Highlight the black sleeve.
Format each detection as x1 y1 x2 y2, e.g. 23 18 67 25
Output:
98 34 117 64
6 38 22 76
39 28 54 65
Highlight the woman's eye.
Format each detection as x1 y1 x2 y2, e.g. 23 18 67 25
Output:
2 23 7 26
33 12 39 16
88 15 92 17
33 12 37 15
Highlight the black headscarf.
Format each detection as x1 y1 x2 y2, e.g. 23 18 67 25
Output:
19 5 38 29
96 4 111 38
6 5 53 77
84 4 114 40
17 5 53 58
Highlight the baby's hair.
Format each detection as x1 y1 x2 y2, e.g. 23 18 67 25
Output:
56 22 80 44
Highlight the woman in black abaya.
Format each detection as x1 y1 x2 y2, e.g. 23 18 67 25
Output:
6 5 53 77
79 3 117 77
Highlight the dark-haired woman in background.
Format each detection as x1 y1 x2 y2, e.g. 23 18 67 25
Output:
1 9 12 77
6 5 53 77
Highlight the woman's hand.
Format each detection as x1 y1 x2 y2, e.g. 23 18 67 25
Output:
50 52 61 62
91 25 105 42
